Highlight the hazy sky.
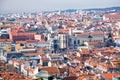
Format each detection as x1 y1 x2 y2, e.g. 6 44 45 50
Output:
0 0 120 13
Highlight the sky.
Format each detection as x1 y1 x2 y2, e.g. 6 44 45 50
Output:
0 0 120 13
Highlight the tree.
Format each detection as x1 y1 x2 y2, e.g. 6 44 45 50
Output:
117 59 120 80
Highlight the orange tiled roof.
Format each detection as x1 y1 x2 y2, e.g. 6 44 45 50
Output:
104 13 120 18
90 62 97 67
36 47 48 50
103 72 119 79
0 39 12 42
77 74 95 80
26 40 39 43
23 52 42 56
16 41 26 43
39 67 59 74
0 71 34 80
54 29 69 33
12 32 36 36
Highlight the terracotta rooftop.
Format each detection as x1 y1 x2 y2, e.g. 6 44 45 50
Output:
0 71 34 80
104 13 120 18
102 72 119 79
23 52 42 56
54 29 69 33
39 67 59 74
0 39 12 42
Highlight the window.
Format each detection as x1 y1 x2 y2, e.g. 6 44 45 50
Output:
20 43 24 46
78 40 80 44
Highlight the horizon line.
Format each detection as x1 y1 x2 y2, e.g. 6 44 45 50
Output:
0 6 120 14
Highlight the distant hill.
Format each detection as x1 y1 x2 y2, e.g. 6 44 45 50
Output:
83 6 120 11
50 6 120 13
61 9 77 13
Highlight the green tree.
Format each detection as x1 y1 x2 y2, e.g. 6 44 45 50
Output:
117 59 120 80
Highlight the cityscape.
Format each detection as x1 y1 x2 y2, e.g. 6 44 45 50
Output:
0 0 120 80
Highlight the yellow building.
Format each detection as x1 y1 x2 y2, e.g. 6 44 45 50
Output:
15 43 25 52
3 44 11 52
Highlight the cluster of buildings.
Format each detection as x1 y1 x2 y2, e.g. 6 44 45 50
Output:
0 9 120 80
